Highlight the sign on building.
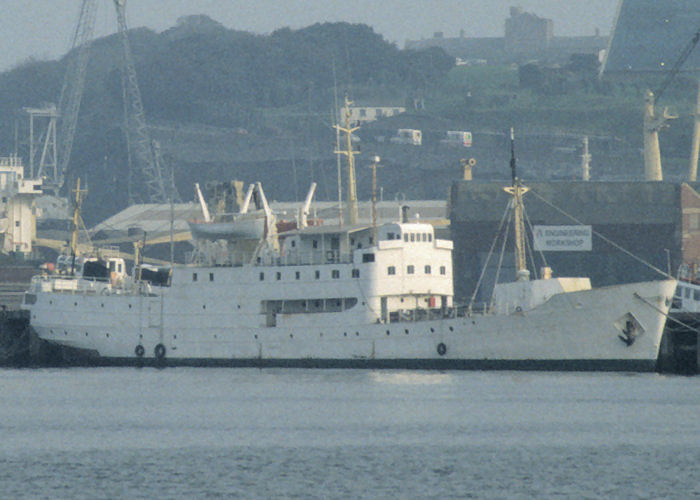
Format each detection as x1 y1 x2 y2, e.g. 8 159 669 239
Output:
533 225 592 251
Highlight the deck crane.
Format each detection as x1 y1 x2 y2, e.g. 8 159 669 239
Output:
644 26 700 181
113 0 178 204
54 0 97 192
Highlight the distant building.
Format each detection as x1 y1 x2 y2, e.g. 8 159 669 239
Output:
340 106 405 124
406 6 606 65
504 6 553 55
0 156 43 256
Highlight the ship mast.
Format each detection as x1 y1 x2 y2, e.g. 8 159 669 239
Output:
334 96 360 225
503 128 530 281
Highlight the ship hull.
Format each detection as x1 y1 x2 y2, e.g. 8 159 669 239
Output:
24 279 676 371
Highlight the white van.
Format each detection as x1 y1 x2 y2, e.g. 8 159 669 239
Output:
390 129 422 146
441 131 472 147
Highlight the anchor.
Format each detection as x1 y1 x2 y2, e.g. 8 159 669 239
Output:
618 319 637 346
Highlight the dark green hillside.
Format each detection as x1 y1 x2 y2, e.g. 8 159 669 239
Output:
0 15 695 227
0 20 453 224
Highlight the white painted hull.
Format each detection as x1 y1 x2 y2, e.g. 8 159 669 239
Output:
25 279 676 370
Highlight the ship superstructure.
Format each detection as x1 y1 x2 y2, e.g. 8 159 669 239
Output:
0 156 43 256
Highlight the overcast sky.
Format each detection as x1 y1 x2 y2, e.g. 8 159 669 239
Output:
1 0 618 70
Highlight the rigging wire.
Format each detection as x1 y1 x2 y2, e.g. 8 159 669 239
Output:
523 208 545 278
528 188 671 279
468 199 511 311
490 206 513 308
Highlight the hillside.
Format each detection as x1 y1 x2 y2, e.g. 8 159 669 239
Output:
0 19 454 224
0 16 696 226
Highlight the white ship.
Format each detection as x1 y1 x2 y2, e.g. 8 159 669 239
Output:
21 132 677 371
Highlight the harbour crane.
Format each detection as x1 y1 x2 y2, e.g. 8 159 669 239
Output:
113 0 178 204
55 0 97 191
643 26 700 181
51 0 177 203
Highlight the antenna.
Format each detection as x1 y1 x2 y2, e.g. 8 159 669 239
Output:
503 128 530 281
509 127 516 184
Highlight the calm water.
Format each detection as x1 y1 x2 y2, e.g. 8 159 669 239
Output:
1 369 699 499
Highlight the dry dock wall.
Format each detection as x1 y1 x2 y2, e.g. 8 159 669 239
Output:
449 181 700 303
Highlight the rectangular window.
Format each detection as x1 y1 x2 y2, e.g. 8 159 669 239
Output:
410 234 415 242
352 269 360 278
387 232 395 240
425 265 431 274
332 270 340 279
209 273 214 282
422 234 427 242
388 266 396 275
315 270 320 280
407 265 415 274
276 272 281 280
312 240 318 249
259 272 265 281
192 273 198 282
440 266 446 275
362 253 375 263
295 271 300 280
428 234 433 242
404 234 409 242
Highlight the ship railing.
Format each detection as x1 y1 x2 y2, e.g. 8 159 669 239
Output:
261 250 353 266
187 249 354 267
29 273 142 296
